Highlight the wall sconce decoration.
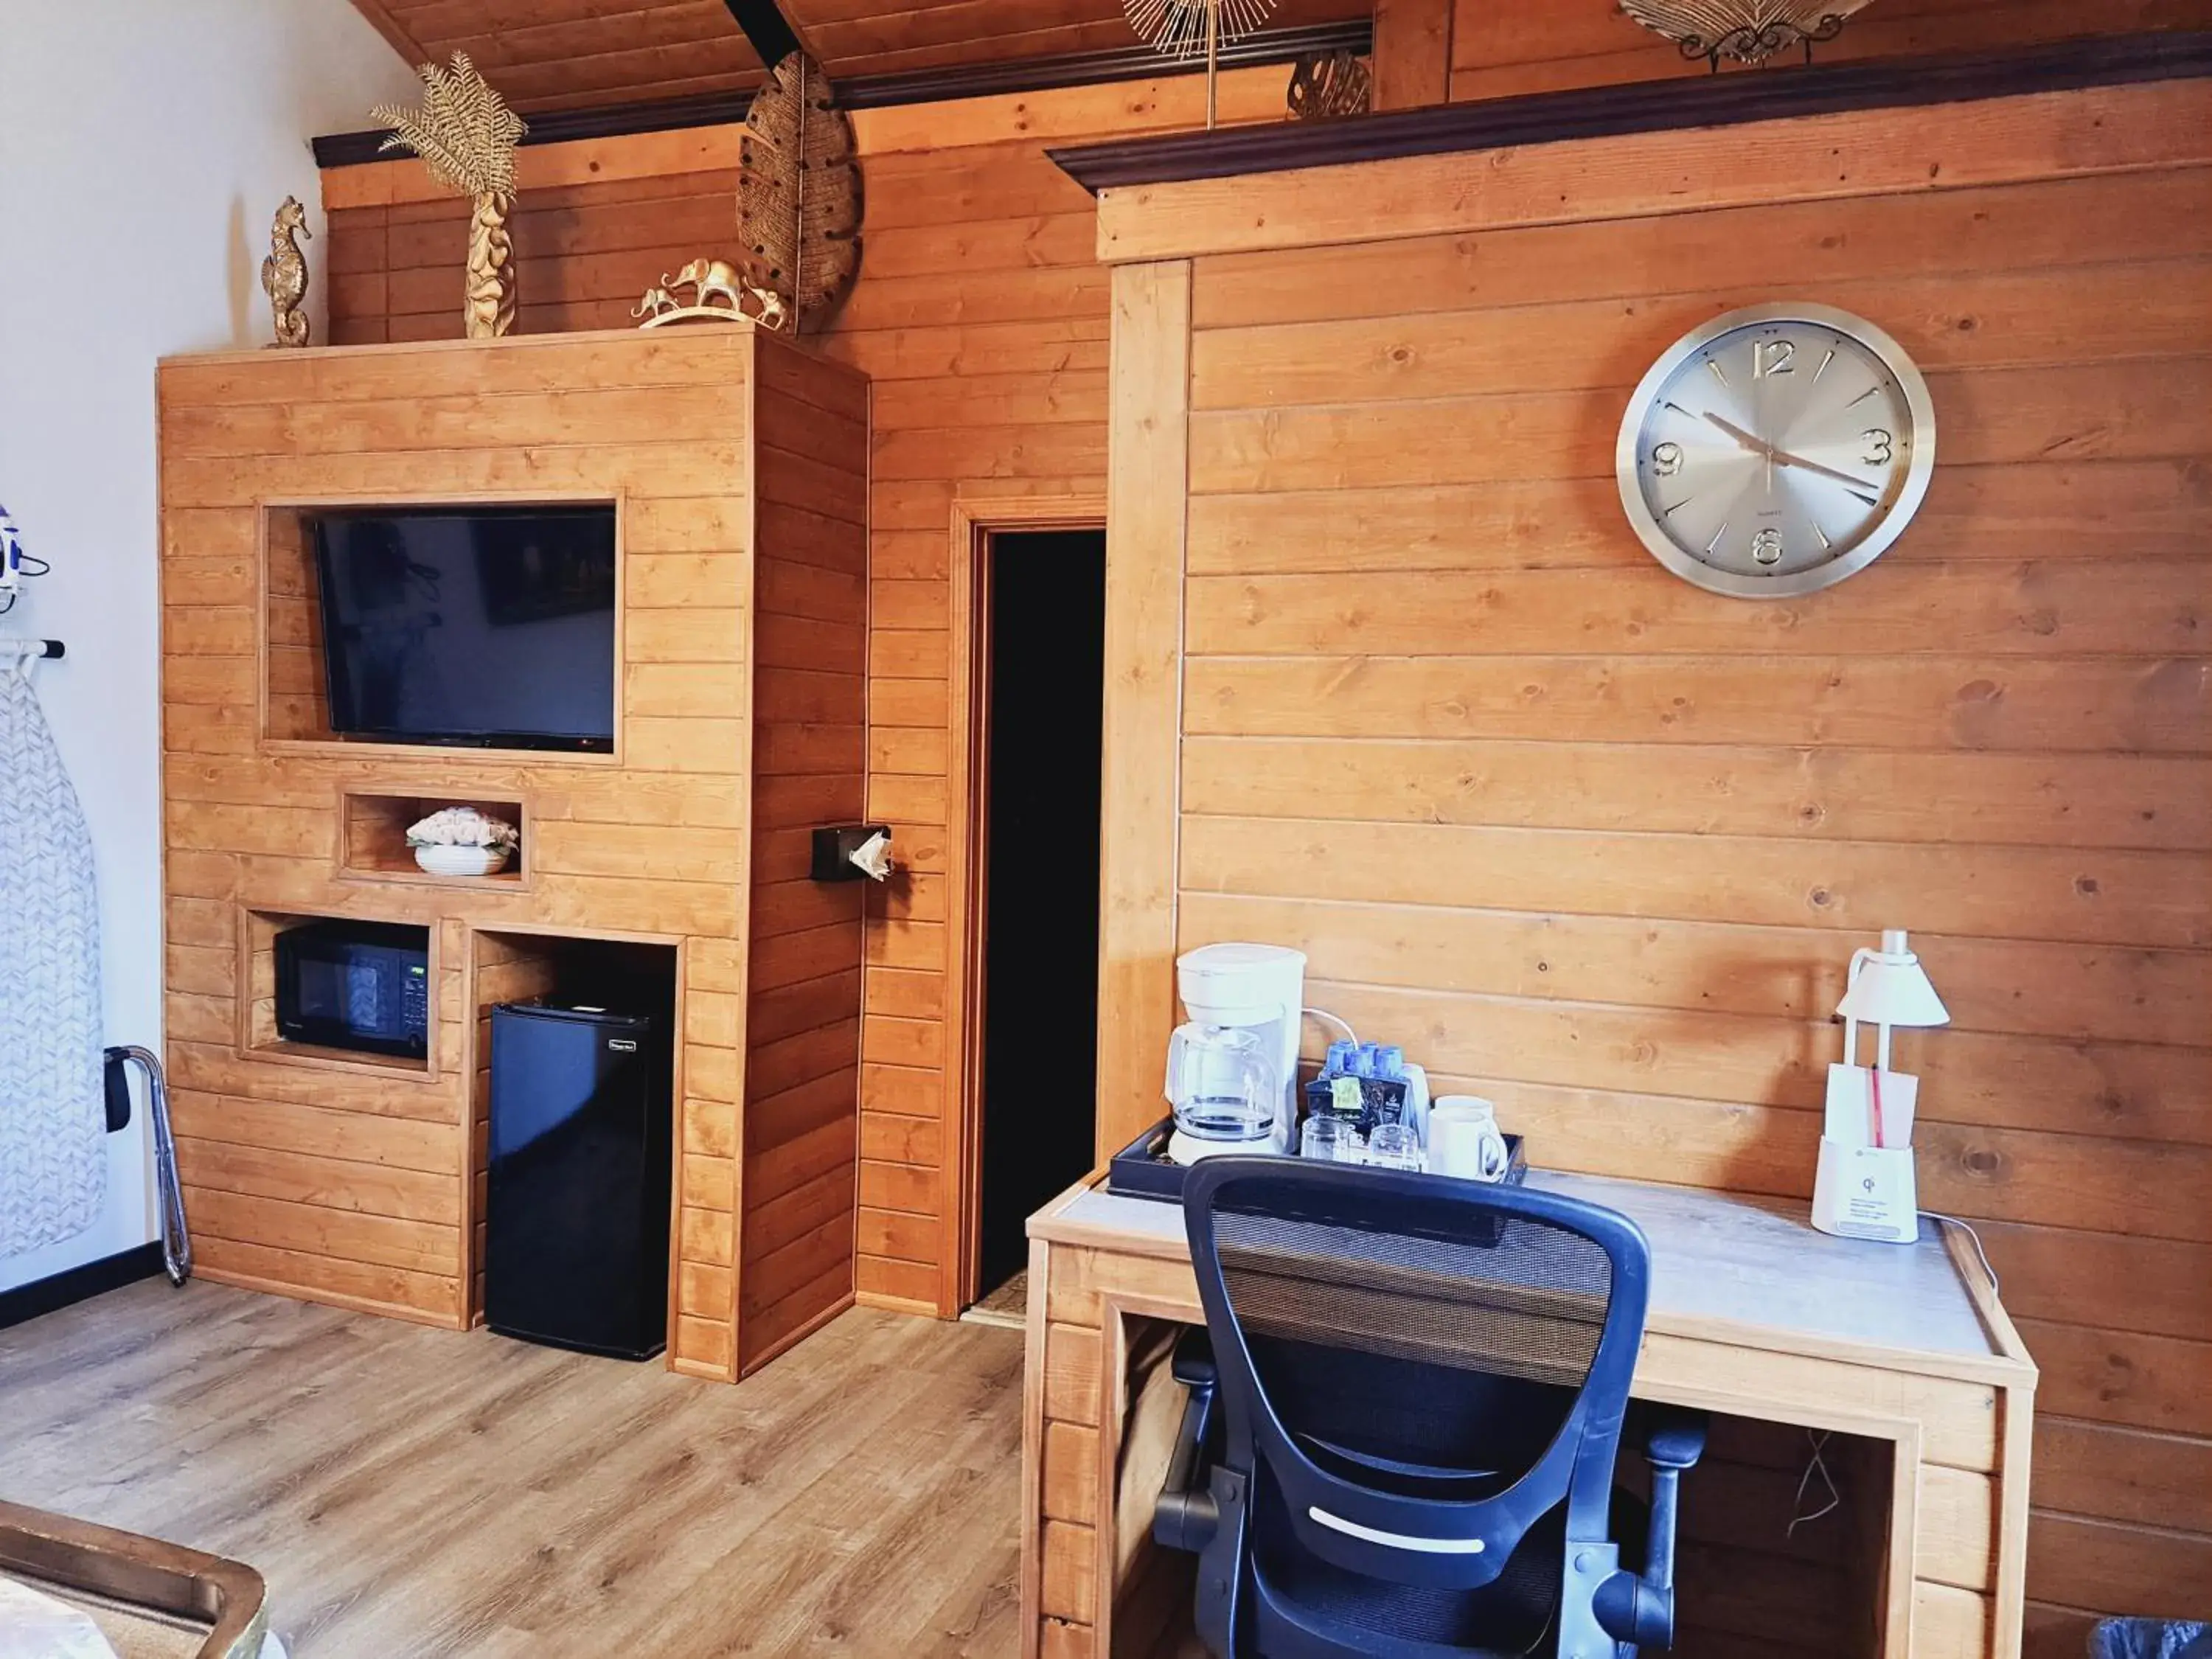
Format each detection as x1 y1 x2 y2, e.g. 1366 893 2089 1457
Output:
1123 0 1277 128
1617 0 1879 69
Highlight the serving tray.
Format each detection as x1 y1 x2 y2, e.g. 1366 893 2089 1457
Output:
1106 1116 1528 1204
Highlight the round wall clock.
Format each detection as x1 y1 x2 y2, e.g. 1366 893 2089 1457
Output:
1615 302 1935 599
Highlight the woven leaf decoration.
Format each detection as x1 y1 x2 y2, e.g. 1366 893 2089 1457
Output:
1616 0 1879 64
371 52 526 198
737 51 860 333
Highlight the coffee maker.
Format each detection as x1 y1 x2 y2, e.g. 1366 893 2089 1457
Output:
1163 943 1307 1165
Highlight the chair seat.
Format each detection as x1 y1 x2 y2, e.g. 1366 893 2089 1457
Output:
1247 1475 1649 1658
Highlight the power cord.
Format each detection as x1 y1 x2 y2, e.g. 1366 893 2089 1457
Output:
1788 1429 1840 1538
1787 1213 1997 1545
1302 1006 1359 1046
1920 1209 2000 1295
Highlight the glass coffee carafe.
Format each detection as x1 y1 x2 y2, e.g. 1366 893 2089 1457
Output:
1164 1022 1285 1165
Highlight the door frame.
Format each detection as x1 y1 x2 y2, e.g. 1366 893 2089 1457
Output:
941 494 1108 1315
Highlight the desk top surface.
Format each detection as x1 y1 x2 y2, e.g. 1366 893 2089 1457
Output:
1032 1168 2031 1382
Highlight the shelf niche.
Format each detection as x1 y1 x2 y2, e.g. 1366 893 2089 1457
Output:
239 908 437 1078
341 790 528 889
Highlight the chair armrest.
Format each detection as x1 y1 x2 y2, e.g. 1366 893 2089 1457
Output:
1595 1407 1709 1649
1154 1332 1220 1554
1643 1406 1708 1475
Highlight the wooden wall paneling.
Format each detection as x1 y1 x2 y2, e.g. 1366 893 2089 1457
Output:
1447 0 2212 103
157 327 877 1380
1095 260 1192 1166
1144 93 2211 1641
738 331 872 1375
299 105 2202 1632
814 123 1133 1314
1090 77 2212 263
1371 0 1454 110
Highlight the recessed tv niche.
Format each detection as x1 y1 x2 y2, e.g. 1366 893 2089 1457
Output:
310 504 616 754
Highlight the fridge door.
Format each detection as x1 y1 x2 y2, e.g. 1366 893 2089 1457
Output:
484 1004 669 1359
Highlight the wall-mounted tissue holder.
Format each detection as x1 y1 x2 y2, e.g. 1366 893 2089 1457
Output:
811 824 894 883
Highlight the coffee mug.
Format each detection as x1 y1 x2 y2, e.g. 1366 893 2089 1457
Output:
1430 1096 1509 1183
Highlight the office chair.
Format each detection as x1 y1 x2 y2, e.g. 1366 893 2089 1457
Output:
1153 1158 1706 1658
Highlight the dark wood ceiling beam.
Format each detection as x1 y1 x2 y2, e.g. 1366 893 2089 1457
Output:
725 0 803 69
313 17 1371 167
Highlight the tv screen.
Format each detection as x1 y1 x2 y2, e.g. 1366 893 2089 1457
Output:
311 505 616 754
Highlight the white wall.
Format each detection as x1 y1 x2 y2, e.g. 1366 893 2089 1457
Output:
0 3 415 1293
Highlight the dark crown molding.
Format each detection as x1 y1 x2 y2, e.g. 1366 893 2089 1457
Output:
314 88 756 169
1048 29 2212 193
312 18 1372 171
836 19 1370 109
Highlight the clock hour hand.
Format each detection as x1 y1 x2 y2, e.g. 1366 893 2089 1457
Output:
1701 411 1881 496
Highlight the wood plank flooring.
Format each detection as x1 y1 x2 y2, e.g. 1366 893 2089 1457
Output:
0 1281 1024 1657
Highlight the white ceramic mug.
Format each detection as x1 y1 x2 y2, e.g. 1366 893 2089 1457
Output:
1430 1096 1510 1183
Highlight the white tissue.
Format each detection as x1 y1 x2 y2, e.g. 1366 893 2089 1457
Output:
849 830 894 883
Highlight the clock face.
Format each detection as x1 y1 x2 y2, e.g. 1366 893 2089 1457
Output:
1615 303 1936 599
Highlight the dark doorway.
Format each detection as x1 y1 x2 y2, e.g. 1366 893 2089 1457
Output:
974 529 1106 1299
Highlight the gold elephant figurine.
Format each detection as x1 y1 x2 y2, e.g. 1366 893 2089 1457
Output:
663 257 747 312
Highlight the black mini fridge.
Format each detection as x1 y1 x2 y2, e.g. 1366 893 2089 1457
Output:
484 1001 672 1360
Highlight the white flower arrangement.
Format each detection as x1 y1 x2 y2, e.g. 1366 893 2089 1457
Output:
406 806 520 852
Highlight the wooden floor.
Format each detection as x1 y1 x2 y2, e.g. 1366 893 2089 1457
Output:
0 1281 1025 1657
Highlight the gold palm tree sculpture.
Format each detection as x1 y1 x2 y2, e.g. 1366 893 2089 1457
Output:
372 54 529 339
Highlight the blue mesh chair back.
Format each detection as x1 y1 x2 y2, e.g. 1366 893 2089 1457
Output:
1179 1158 1657 1657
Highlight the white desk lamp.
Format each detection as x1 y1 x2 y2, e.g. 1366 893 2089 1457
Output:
1812 929 1948 1244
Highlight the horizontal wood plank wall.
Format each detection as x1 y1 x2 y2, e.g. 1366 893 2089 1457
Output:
818 131 1114 1315
321 72 1295 1319
1446 0 2212 102
737 336 872 1372
1172 128 2212 1645
155 327 873 1384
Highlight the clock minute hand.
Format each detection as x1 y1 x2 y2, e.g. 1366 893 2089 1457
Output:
1701 411 1880 495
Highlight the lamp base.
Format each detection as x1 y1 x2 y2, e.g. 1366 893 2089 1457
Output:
1811 1137 1918 1245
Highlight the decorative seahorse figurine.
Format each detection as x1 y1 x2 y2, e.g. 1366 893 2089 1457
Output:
261 197 312 348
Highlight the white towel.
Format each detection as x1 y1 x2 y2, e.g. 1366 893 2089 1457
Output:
0 661 105 1256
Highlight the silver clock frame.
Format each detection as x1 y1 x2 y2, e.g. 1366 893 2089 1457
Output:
1613 302 1938 600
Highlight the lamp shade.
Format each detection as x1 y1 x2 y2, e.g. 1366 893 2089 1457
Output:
1836 929 1950 1029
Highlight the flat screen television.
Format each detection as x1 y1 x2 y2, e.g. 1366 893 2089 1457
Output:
311 504 616 754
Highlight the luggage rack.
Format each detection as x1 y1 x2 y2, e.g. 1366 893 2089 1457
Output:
0 1497 268 1658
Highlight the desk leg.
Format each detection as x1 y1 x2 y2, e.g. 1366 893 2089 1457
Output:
1990 1380 2036 1659
1023 1239 1208 1658
1020 1238 1051 1659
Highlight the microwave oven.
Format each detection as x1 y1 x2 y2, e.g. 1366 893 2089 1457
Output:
274 920 431 1059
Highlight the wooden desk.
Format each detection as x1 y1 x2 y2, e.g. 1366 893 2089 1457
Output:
1020 1170 2037 1659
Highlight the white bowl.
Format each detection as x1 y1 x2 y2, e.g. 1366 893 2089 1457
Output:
413 844 511 877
